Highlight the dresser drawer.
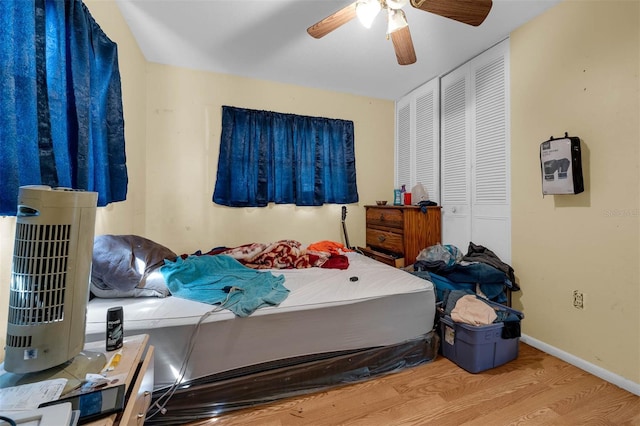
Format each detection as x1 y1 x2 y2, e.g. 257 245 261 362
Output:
366 228 404 254
366 208 404 230
358 246 405 268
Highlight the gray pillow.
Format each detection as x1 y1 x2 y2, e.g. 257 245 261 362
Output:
91 235 176 298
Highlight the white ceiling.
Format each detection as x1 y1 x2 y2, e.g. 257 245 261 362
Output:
115 0 561 100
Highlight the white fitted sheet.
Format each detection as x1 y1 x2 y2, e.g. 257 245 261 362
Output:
85 252 435 388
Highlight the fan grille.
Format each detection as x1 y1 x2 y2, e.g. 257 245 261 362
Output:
8 222 71 327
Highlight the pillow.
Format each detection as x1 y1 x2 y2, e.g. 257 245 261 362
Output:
91 235 177 298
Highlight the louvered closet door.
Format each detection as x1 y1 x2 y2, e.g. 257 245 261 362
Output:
413 79 440 203
395 79 440 203
470 41 511 263
440 39 510 261
441 66 472 251
395 98 412 191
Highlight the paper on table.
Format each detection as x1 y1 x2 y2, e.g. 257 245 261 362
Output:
0 378 67 411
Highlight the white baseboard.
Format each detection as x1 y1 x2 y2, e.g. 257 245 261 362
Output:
521 334 640 396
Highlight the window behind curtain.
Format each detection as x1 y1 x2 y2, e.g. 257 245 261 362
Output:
0 0 127 216
213 106 358 207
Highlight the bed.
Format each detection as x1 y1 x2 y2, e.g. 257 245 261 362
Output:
84 236 438 424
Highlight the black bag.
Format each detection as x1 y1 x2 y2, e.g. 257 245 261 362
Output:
540 133 584 195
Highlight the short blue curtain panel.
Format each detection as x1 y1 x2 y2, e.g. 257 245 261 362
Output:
213 106 359 207
0 0 127 216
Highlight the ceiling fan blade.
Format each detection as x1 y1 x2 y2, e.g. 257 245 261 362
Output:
410 0 493 26
307 2 358 39
390 26 417 65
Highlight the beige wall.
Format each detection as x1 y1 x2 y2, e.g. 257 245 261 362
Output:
144 65 394 255
0 216 15 361
511 0 639 384
85 1 148 238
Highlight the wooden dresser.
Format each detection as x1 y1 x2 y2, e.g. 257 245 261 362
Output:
360 205 441 267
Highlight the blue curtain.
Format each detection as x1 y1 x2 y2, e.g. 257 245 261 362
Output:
213 106 358 207
0 0 127 216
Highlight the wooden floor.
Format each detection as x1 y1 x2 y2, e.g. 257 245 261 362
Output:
184 343 639 425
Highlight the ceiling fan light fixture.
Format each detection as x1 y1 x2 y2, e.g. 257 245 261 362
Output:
356 0 381 29
385 0 409 10
387 8 408 34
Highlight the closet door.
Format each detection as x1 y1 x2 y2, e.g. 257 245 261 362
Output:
395 97 412 192
440 39 511 262
395 78 440 204
470 41 511 263
441 66 471 251
414 80 440 203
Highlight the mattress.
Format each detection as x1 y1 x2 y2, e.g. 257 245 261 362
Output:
85 252 436 390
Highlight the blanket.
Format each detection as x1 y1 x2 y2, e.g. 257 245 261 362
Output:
220 240 325 269
181 240 351 270
160 255 289 317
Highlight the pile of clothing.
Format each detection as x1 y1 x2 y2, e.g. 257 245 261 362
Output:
412 242 518 305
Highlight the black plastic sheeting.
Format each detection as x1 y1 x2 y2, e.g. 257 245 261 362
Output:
145 331 440 425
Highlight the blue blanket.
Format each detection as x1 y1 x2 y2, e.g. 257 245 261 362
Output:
160 255 289 317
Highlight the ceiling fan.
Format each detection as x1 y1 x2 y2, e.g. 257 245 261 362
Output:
307 0 493 66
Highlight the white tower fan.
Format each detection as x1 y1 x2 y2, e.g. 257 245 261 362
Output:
4 186 98 374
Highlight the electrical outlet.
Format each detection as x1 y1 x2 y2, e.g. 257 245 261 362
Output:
573 290 584 309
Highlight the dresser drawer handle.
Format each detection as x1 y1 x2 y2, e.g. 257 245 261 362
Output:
379 214 384 221
377 235 386 243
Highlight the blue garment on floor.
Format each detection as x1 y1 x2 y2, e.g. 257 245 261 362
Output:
440 262 513 290
160 255 289 317
428 272 507 304
415 261 510 304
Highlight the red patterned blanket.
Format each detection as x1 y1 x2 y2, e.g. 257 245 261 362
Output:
187 240 351 270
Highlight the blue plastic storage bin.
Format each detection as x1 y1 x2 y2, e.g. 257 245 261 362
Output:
439 306 523 373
